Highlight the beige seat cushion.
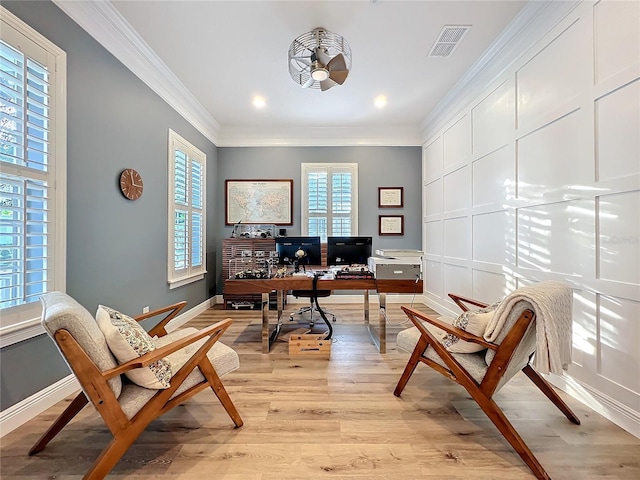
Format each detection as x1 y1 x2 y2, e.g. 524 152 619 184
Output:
396 325 488 384
118 327 240 419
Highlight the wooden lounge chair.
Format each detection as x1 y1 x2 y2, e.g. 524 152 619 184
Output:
394 283 580 480
29 291 243 479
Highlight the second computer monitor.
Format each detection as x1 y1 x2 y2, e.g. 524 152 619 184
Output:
275 236 322 266
327 236 372 266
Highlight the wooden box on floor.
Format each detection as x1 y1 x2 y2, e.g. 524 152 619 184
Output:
289 334 331 356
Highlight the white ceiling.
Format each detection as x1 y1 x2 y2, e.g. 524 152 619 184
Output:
58 0 531 145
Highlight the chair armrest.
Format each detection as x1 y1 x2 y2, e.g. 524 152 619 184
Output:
448 293 490 312
401 306 497 351
133 301 188 337
102 318 233 379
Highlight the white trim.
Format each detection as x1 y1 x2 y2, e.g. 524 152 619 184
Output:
49 1 564 147
52 0 221 146
218 293 425 308
287 293 424 305
547 374 640 439
420 0 579 139
0 320 45 348
216 125 423 147
0 374 80 437
0 6 67 345
168 274 205 290
164 296 216 332
167 129 207 286
0 296 217 436
301 163 359 238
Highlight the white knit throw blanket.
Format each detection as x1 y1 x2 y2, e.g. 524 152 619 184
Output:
483 280 573 375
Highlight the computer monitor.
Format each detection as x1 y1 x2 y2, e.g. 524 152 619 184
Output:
327 236 373 266
275 236 322 267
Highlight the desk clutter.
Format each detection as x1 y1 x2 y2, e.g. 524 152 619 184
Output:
223 235 423 311
227 243 376 280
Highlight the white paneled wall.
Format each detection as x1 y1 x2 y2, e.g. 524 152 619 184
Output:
421 0 640 437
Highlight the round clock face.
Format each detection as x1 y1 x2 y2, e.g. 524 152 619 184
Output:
119 168 143 200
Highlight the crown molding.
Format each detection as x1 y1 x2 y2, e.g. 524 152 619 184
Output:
52 0 221 145
420 0 581 140
50 0 418 147
52 0 574 148
216 125 422 147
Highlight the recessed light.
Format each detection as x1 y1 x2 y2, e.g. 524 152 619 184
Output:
374 95 387 108
253 96 266 109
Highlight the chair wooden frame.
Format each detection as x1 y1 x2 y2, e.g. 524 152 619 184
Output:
394 293 580 480
29 301 243 480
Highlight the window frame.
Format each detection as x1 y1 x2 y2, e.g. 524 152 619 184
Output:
167 129 206 289
301 163 358 241
0 7 67 347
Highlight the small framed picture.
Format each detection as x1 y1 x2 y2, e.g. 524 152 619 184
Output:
378 187 404 208
379 215 404 236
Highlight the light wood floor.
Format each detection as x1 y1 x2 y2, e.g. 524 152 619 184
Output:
1 301 639 479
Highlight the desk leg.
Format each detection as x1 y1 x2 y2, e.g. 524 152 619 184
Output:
365 291 386 353
364 290 370 326
261 290 286 353
378 292 387 354
261 292 270 354
277 289 283 319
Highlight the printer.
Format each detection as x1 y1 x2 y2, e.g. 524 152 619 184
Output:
368 251 423 280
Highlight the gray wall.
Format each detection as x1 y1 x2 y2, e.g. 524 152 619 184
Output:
0 1 423 412
0 1 219 410
216 146 422 292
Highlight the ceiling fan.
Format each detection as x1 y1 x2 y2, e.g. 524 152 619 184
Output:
288 27 352 91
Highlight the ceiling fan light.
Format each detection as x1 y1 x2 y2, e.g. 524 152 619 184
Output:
311 68 329 81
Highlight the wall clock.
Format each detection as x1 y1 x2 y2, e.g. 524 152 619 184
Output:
119 168 143 200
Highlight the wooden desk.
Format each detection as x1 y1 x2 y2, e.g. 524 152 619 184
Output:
224 277 423 353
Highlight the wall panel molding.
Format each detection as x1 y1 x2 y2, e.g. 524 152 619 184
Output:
421 0 640 437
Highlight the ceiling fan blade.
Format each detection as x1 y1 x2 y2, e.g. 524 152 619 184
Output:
320 78 337 91
328 69 348 85
327 53 347 72
302 76 315 88
315 47 332 67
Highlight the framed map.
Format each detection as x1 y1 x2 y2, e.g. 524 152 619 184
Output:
225 179 293 225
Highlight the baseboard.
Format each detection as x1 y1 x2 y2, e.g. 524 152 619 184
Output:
0 296 218 438
547 373 640 439
165 296 217 332
217 293 426 305
0 374 80 437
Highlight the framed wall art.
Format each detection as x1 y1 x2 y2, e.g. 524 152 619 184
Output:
378 187 404 208
225 179 293 225
379 215 404 236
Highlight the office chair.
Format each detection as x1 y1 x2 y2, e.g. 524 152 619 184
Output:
289 289 336 326
289 274 336 337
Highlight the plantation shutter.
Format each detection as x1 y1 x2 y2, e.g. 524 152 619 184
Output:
0 11 66 340
301 163 358 241
168 130 205 287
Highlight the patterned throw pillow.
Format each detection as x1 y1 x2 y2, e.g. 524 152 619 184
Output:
96 305 171 389
441 302 500 353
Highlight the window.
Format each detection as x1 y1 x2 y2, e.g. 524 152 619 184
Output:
168 129 206 288
301 163 358 242
0 8 66 345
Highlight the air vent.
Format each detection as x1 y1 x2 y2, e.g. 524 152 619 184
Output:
428 25 471 57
